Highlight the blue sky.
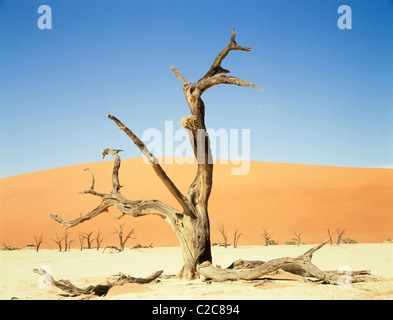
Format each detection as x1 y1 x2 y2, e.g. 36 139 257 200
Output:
0 0 392 178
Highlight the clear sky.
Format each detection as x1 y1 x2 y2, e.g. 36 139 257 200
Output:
0 0 392 178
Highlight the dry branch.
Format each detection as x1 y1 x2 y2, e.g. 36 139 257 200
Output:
50 149 182 228
198 74 262 94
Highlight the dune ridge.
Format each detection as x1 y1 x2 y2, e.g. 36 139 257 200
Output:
1 157 392 249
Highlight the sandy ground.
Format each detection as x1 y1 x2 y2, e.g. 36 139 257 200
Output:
1 243 392 300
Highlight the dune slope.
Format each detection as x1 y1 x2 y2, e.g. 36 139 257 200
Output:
1 157 392 248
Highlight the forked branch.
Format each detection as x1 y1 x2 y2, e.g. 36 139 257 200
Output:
107 114 192 216
200 29 252 80
171 28 262 99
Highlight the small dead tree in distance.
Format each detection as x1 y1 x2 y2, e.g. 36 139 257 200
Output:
95 228 105 251
336 228 346 245
51 233 64 251
291 231 303 246
34 233 44 252
233 228 242 248
218 224 228 248
327 228 335 245
114 223 135 251
78 233 84 251
49 30 376 284
261 226 272 246
64 229 72 251
82 231 94 249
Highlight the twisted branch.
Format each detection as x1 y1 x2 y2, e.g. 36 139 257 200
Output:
50 149 183 228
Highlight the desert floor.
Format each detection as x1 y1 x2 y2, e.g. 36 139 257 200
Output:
1 243 392 300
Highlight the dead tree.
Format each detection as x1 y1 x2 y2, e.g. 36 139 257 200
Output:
33 233 44 252
51 233 64 251
327 228 335 245
218 224 228 248
113 223 135 251
261 226 273 246
233 228 242 248
1 243 18 251
49 30 376 283
336 228 346 245
63 229 72 251
95 228 105 251
291 231 303 246
50 29 261 279
82 231 94 249
78 233 84 251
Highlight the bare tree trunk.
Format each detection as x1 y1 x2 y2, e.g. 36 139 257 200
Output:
50 30 261 279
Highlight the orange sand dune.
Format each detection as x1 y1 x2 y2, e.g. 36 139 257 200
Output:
1 157 392 249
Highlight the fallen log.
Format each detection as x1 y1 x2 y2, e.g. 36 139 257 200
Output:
102 246 121 253
33 267 163 297
131 243 153 249
198 240 378 284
